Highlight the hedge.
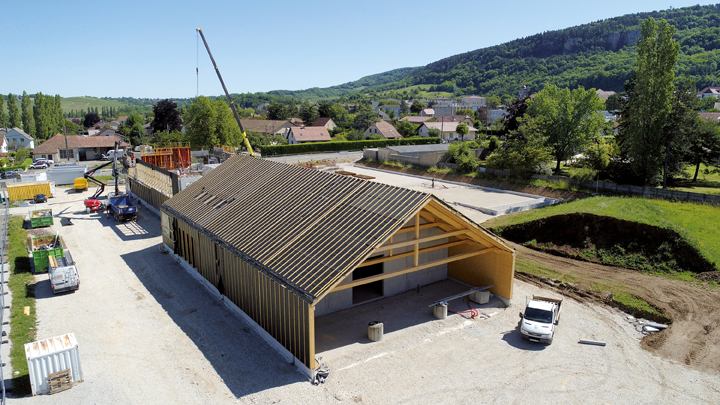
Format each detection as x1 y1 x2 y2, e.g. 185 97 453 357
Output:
1 158 33 173
261 137 442 156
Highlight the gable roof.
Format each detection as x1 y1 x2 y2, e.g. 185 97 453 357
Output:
434 115 473 123
163 155 430 303
698 87 720 95
699 112 720 121
289 126 331 142
595 89 616 99
312 117 334 127
370 121 402 139
5 127 34 141
399 116 433 124
93 127 119 137
33 134 129 154
422 121 478 133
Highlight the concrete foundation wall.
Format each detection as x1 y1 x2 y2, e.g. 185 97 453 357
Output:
314 289 352 317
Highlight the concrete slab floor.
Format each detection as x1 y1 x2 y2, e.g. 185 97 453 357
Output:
315 279 506 361
345 165 546 223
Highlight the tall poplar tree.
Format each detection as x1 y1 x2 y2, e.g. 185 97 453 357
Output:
618 17 679 186
0 96 7 128
7 94 20 128
21 91 35 135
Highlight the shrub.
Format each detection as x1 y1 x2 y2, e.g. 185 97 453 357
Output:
488 136 500 152
261 137 442 156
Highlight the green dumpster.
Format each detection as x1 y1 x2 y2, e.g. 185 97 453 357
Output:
29 209 54 228
29 235 65 273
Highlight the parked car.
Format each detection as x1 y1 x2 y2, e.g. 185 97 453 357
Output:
34 194 48 203
34 158 54 165
29 162 49 169
0 171 17 179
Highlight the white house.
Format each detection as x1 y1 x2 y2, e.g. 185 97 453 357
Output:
418 122 478 142
4 127 35 150
460 96 487 108
287 126 331 145
364 121 402 139
697 87 720 99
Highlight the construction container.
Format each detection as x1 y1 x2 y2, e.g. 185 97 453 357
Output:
25 333 83 396
7 181 55 200
30 235 65 273
48 166 87 186
29 209 54 228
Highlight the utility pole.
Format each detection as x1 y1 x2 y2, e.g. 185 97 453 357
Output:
63 126 70 162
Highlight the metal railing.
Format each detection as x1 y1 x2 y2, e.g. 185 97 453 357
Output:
0 188 9 404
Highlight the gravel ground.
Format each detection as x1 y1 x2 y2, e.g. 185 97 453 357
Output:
8 187 720 404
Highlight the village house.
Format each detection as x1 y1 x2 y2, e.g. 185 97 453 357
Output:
3 127 35 150
364 121 402 139
418 121 478 142
286 126 331 144
312 117 337 131
33 133 129 161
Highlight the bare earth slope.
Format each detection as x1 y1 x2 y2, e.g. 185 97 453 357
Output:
512 242 720 374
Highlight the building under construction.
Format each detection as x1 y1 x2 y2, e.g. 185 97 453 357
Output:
160 155 515 374
139 143 191 170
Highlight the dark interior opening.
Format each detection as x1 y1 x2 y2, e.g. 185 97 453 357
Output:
352 260 383 304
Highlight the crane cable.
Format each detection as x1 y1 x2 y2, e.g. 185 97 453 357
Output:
196 30 199 97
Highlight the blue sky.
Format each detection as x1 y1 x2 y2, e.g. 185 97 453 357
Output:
2 0 717 98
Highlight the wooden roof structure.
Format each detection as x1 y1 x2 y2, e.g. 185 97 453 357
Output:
163 154 513 305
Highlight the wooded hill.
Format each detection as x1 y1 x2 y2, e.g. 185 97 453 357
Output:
269 4 720 100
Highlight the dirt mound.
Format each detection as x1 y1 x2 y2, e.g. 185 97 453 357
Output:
494 213 716 274
694 271 720 282
511 242 720 375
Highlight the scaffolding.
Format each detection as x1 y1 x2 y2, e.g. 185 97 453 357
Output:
139 142 192 170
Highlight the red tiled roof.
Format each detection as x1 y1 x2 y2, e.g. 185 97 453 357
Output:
33 134 129 154
289 126 331 143
312 117 333 127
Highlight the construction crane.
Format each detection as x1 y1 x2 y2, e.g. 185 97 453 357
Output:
196 27 255 156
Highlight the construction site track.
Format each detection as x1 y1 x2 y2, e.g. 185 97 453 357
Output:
512 242 720 375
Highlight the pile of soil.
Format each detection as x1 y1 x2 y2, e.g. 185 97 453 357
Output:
493 213 716 274
356 160 588 201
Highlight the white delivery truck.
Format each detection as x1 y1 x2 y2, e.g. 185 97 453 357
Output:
49 250 79 294
100 149 125 161
519 295 562 344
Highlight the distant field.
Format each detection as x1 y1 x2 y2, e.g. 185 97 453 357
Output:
377 84 453 99
60 97 127 113
484 196 720 268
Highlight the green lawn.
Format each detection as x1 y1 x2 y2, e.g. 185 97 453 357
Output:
486 196 720 269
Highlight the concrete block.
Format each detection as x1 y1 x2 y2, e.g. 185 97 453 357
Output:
470 290 490 305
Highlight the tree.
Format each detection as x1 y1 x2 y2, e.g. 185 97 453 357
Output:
151 99 183 133
400 100 410 115
0 96 6 128
267 102 292 120
396 120 419 137
688 117 720 181
659 80 701 187
7 94 20 128
618 17 679 186
605 93 622 113
352 103 380 130
456 108 473 117
21 91 34 135
456 122 470 140
183 96 241 150
410 101 426 114
502 97 529 134
128 122 148 146
299 102 318 126
428 128 442 138
84 112 101 128
526 84 605 172
318 102 332 118
486 116 552 176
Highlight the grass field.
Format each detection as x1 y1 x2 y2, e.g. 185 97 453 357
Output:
485 196 720 268
376 84 453 99
60 96 127 114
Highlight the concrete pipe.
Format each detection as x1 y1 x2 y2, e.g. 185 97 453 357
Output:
368 322 384 342
433 303 448 319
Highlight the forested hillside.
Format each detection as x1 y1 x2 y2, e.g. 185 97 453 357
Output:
270 4 720 100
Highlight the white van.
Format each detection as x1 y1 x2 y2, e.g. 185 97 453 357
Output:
101 149 126 161
49 250 79 294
